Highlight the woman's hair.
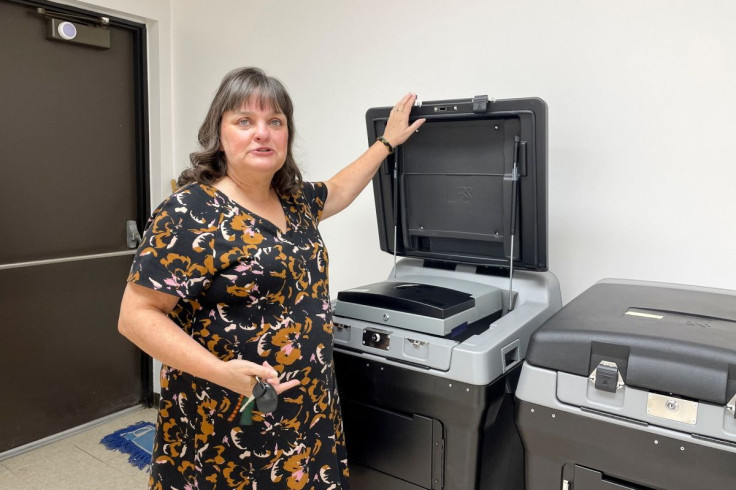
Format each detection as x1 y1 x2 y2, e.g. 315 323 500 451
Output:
178 67 302 195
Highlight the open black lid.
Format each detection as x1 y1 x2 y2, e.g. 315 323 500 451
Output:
366 96 548 271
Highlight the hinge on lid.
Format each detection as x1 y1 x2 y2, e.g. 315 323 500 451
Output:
472 95 489 113
727 393 736 418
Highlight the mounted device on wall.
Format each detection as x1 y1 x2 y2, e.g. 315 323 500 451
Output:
37 7 111 49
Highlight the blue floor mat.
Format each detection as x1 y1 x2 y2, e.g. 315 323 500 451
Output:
100 420 155 469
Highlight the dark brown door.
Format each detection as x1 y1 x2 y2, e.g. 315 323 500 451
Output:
0 0 150 453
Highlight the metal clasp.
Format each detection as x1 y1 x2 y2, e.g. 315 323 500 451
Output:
588 361 625 393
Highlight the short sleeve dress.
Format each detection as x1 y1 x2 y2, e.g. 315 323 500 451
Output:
128 181 349 489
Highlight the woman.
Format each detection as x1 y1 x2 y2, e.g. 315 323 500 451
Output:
118 67 424 489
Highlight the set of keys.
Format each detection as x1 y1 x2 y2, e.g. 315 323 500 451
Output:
239 376 278 426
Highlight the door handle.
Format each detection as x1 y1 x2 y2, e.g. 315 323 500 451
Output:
126 220 142 248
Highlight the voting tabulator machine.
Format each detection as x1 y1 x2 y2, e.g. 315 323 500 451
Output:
333 96 562 489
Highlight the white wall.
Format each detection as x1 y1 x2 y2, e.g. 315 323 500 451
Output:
169 0 736 304
77 0 735 308
50 0 734 397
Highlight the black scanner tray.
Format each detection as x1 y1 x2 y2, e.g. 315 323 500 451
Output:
366 96 548 271
336 282 474 319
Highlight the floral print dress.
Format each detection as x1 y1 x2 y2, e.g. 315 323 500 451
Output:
128 182 349 489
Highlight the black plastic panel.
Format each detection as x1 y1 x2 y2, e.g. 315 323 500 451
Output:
334 350 524 489
342 400 440 488
366 97 548 271
401 119 514 252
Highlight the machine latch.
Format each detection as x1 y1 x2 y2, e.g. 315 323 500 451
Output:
727 393 736 418
588 361 624 393
472 95 489 113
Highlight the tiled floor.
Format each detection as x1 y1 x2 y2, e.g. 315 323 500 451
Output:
0 407 157 490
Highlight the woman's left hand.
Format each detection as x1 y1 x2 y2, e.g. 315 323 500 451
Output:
382 93 426 147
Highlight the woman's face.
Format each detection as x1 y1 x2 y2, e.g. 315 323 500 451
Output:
219 97 288 179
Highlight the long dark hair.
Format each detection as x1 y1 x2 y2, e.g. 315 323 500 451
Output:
178 67 302 195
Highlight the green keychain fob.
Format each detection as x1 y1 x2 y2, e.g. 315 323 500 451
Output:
239 399 254 426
